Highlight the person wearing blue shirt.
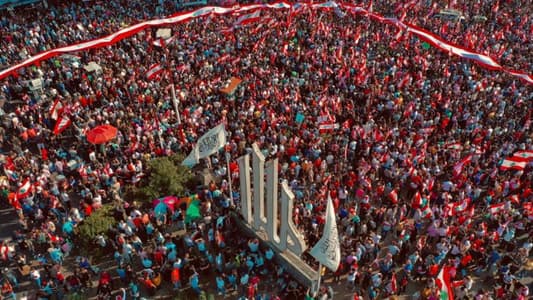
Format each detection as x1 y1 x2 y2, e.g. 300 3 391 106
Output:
265 248 274 261
216 274 226 296
248 239 259 253
190 271 201 295
49 247 63 265
208 228 215 244
62 221 74 235
246 255 255 272
145 222 154 237
165 241 176 252
183 235 194 248
403 259 414 278
228 270 237 291
216 252 224 273
240 272 249 295
206 251 214 264
388 243 400 256
129 281 140 300
167 249 177 263
486 248 500 272
255 255 264 268
196 238 206 253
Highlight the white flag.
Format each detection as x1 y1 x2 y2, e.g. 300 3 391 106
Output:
310 193 341 272
182 124 227 167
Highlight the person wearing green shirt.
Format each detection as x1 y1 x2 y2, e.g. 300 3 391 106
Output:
305 288 316 300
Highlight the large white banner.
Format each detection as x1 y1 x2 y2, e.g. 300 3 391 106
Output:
182 123 227 167
309 193 341 272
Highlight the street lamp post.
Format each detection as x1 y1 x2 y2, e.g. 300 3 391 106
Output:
225 144 234 207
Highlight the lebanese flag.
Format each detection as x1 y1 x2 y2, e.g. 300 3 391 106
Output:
453 198 470 215
436 265 454 300
319 122 339 134
427 177 435 192
397 73 411 89
489 202 505 214
145 63 165 80
219 26 234 36
16 178 32 199
78 164 88 178
3 168 18 181
513 150 533 160
53 115 72 135
445 142 462 150
500 156 528 171
508 194 519 204
412 191 427 209
453 154 472 177
102 163 113 177
317 110 338 134
49 99 64 120
152 36 176 48
217 54 231 64
233 10 261 27
421 206 432 219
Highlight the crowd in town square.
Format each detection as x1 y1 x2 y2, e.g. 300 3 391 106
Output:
0 0 531 299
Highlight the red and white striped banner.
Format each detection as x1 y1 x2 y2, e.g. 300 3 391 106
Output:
513 150 533 160
145 63 165 80
53 115 72 135
0 2 531 84
234 10 261 27
49 99 64 120
489 202 505 214
453 154 472 177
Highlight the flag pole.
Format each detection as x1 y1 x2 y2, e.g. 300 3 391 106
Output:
315 262 323 295
170 84 181 125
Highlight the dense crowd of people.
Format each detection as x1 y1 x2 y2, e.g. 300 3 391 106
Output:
0 0 531 299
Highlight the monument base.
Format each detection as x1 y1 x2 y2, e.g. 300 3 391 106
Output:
230 212 317 287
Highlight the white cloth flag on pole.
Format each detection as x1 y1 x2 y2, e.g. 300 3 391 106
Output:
310 193 341 272
182 124 227 167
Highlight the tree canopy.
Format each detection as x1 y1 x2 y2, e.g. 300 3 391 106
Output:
128 153 194 202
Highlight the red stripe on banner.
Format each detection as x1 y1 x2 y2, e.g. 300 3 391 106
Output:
403 22 504 71
0 2 531 84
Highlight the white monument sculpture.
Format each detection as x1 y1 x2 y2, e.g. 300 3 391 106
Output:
237 143 307 256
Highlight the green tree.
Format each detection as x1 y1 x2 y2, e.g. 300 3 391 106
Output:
75 204 115 256
134 153 194 201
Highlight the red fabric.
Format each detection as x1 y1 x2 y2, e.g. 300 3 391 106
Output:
41 148 48 161
428 264 439 276
84 205 92 216
460 254 472 266
171 268 180 283
247 284 256 298
133 218 142 228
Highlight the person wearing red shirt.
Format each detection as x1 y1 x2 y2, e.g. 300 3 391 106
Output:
171 265 180 290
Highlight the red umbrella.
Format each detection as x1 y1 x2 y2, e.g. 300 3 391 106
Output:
86 125 118 144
